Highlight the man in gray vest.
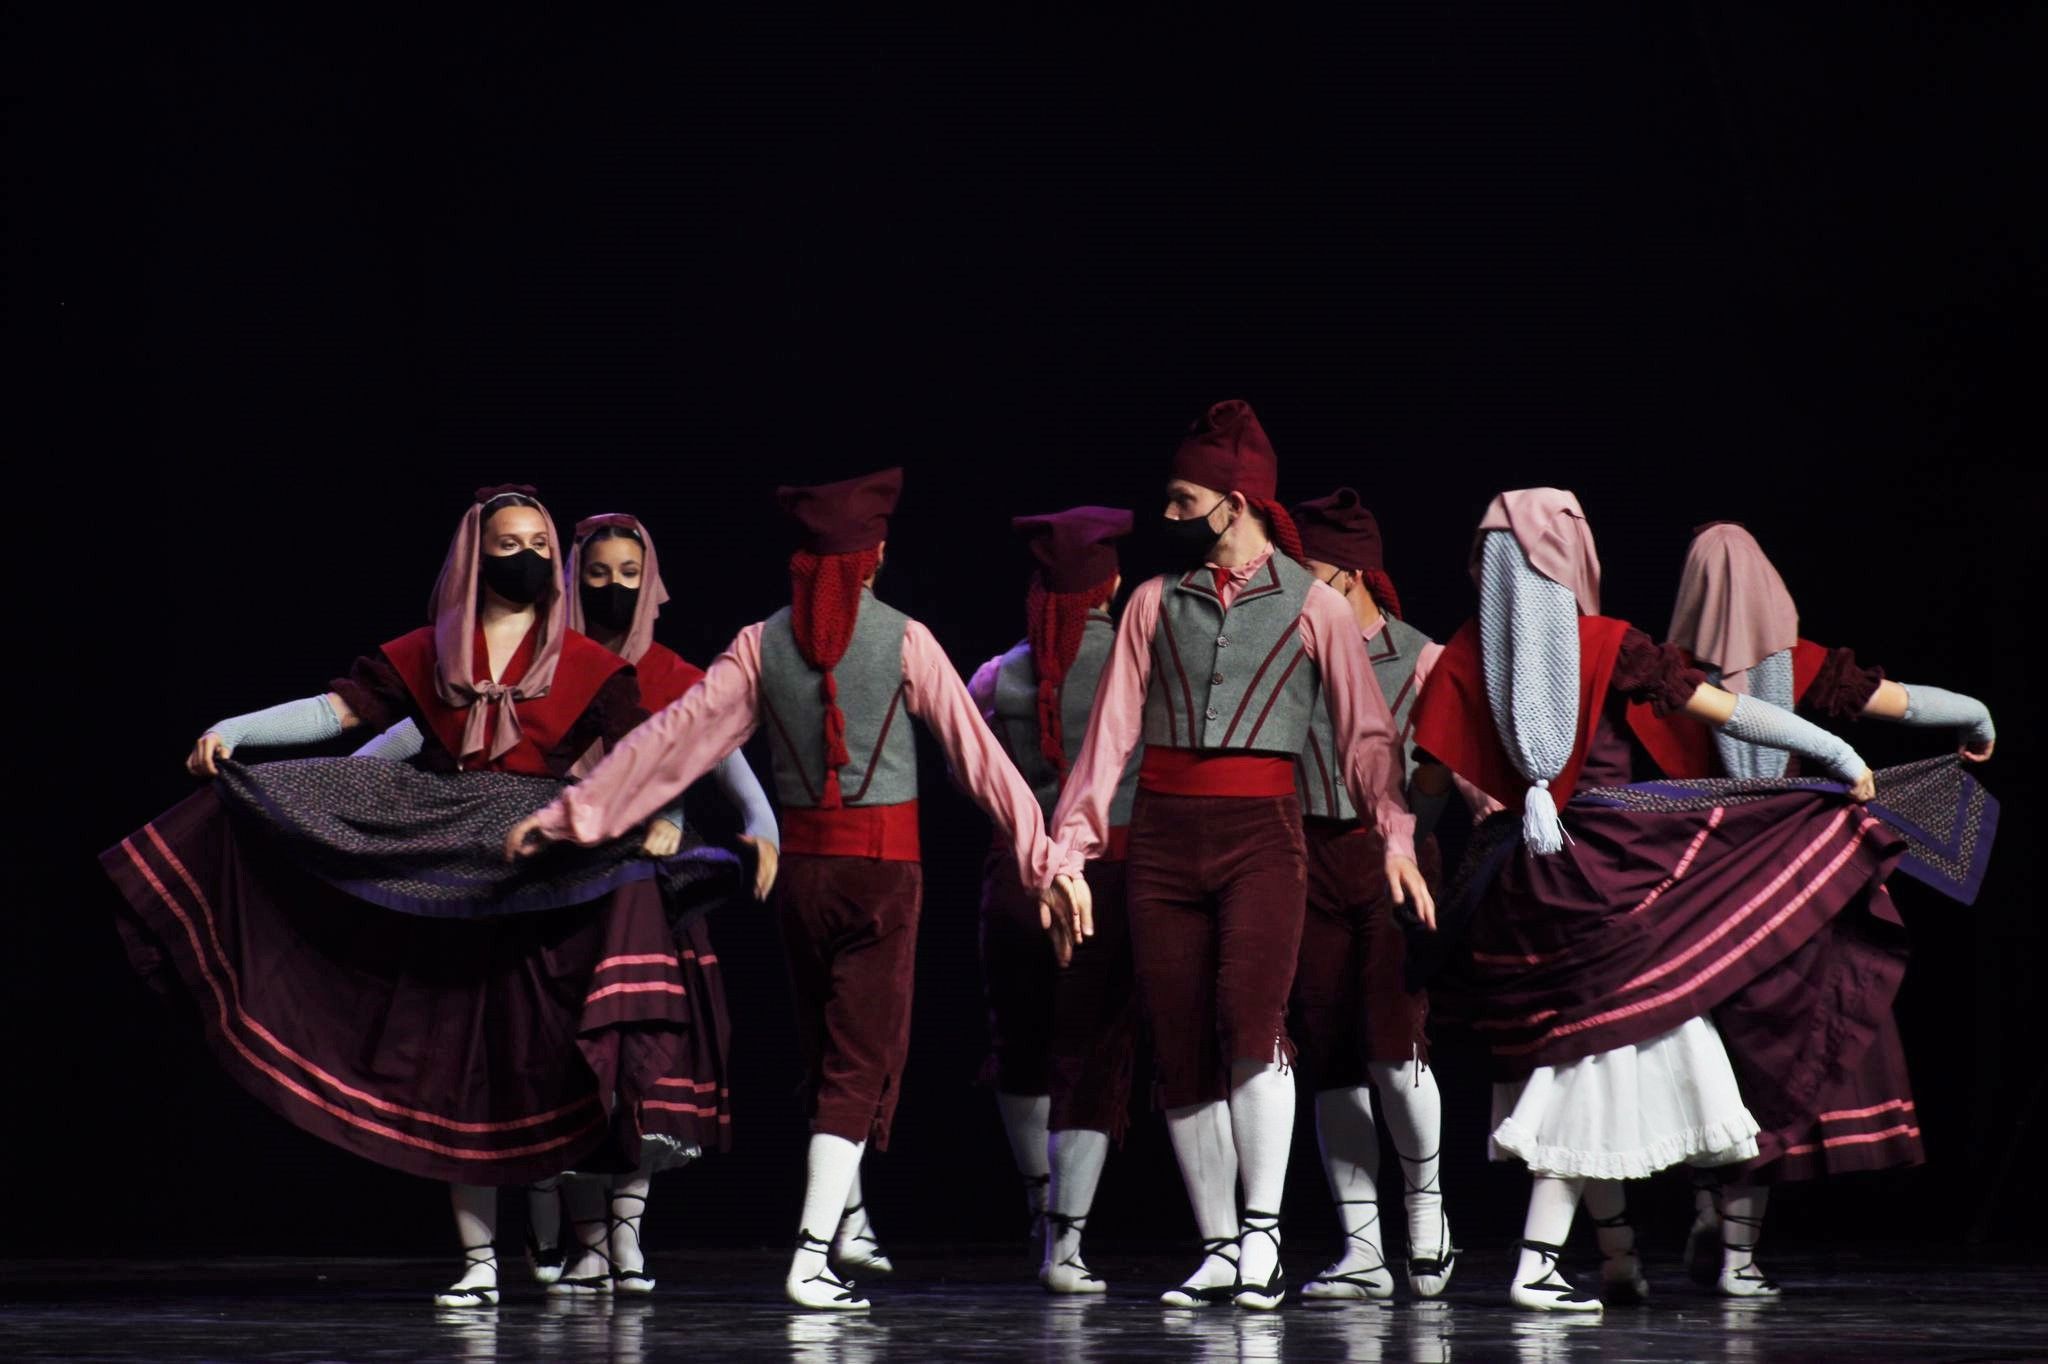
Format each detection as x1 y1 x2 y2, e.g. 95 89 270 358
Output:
1039 401 1436 1311
968 505 1144 1295
506 467 1057 1311
1288 486 1460 1303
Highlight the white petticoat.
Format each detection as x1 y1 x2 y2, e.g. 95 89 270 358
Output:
1489 1015 1761 1180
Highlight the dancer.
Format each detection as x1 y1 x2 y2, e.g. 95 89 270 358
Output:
1039 401 1432 1312
1285 487 1458 1302
553 512 785 1295
1636 521 1997 1296
503 468 1058 1311
1411 489 1904 1313
967 506 1144 1294
104 486 704 1308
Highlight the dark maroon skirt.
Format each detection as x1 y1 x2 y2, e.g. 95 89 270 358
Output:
1436 787 1906 1081
103 787 709 1186
648 914 735 1156
1713 882 1923 1181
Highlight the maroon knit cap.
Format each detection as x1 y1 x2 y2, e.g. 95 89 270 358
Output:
1292 487 1385 573
1012 506 1134 593
776 467 903 554
1170 399 1278 502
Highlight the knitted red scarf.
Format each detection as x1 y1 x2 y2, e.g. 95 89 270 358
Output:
1026 573 1115 775
789 546 882 808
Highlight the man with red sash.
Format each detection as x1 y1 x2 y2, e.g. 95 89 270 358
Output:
505 468 1056 1311
967 506 1143 1294
1285 487 1460 1302
1040 401 1432 1312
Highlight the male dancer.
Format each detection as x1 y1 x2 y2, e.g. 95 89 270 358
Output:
507 468 1056 1310
968 507 1143 1293
1040 402 1433 1311
1287 487 1458 1301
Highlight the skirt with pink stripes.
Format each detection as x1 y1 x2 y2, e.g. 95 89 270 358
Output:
1435 785 1906 1079
103 786 716 1186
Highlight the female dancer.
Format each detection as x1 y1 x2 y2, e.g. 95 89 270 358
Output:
1412 490 1899 1312
104 486 698 1307
1635 521 1996 1296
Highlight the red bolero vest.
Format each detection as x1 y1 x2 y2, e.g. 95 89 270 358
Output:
1410 615 1632 812
380 624 629 776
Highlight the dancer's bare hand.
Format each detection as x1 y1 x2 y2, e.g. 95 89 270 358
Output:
1387 853 1437 931
1040 873 1093 945
187 733 231 778
1042 897 1076 968
504 814 554 862
740 835 780 900
1848 768 1877 803
641 817 682 858
1960 738 1995 764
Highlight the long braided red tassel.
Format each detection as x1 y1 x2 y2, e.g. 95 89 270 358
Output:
1361 567 1404 620
1025 574 1114 776
790 547 880 810
1255 499 1307 565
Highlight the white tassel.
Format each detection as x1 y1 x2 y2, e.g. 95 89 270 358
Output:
1522 780 1565 855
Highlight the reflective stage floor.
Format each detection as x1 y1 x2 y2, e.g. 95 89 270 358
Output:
4 1246 2043 1362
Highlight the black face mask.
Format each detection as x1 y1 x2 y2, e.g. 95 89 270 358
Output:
1158 497 1233 566
580 580 640 633
480 548 553 605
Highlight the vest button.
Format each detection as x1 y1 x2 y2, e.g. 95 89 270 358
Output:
1216 634 1230 647
1205 707 1219 721
1211 672 1225 685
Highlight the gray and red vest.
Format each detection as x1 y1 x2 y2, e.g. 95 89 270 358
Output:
1296 614 1434 821
989 613 1141 837
759 590 921 858
1141 554 1321 762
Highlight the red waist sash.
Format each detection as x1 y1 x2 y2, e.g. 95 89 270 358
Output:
781 801 922 862
1139 748 1296 798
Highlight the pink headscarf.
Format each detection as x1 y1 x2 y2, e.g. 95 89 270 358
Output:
1667 522 1799 695
1470 488 1602 616
428 484 569 765
564 513 670 665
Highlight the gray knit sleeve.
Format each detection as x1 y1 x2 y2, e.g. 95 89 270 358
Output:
208 695 346 752
351 717 425 763
1719 694 1866 783
1894 683 1995 746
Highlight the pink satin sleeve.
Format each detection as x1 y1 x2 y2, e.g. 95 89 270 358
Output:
901 622 1053 888
533 623 766 845
1044 577 1162 883
1300 583 1417 862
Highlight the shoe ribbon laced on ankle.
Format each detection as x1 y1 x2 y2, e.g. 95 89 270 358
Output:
1518 1239 1602 1306
435 1244 500 1308
1719 1212 1780 1295
1043 1211 1101 1284
610 1191 654 1293
1308 1198 1392 1296
797 1232 864 1303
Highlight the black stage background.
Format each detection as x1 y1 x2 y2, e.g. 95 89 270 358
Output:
15 6 2042 1260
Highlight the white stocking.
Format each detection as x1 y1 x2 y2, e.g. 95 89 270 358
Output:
1312 1087 1388 1282
996 1091 1053 1230
1045 1127 1110 1271
1165 1099 1240 1291
1229 1058 1295 1289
